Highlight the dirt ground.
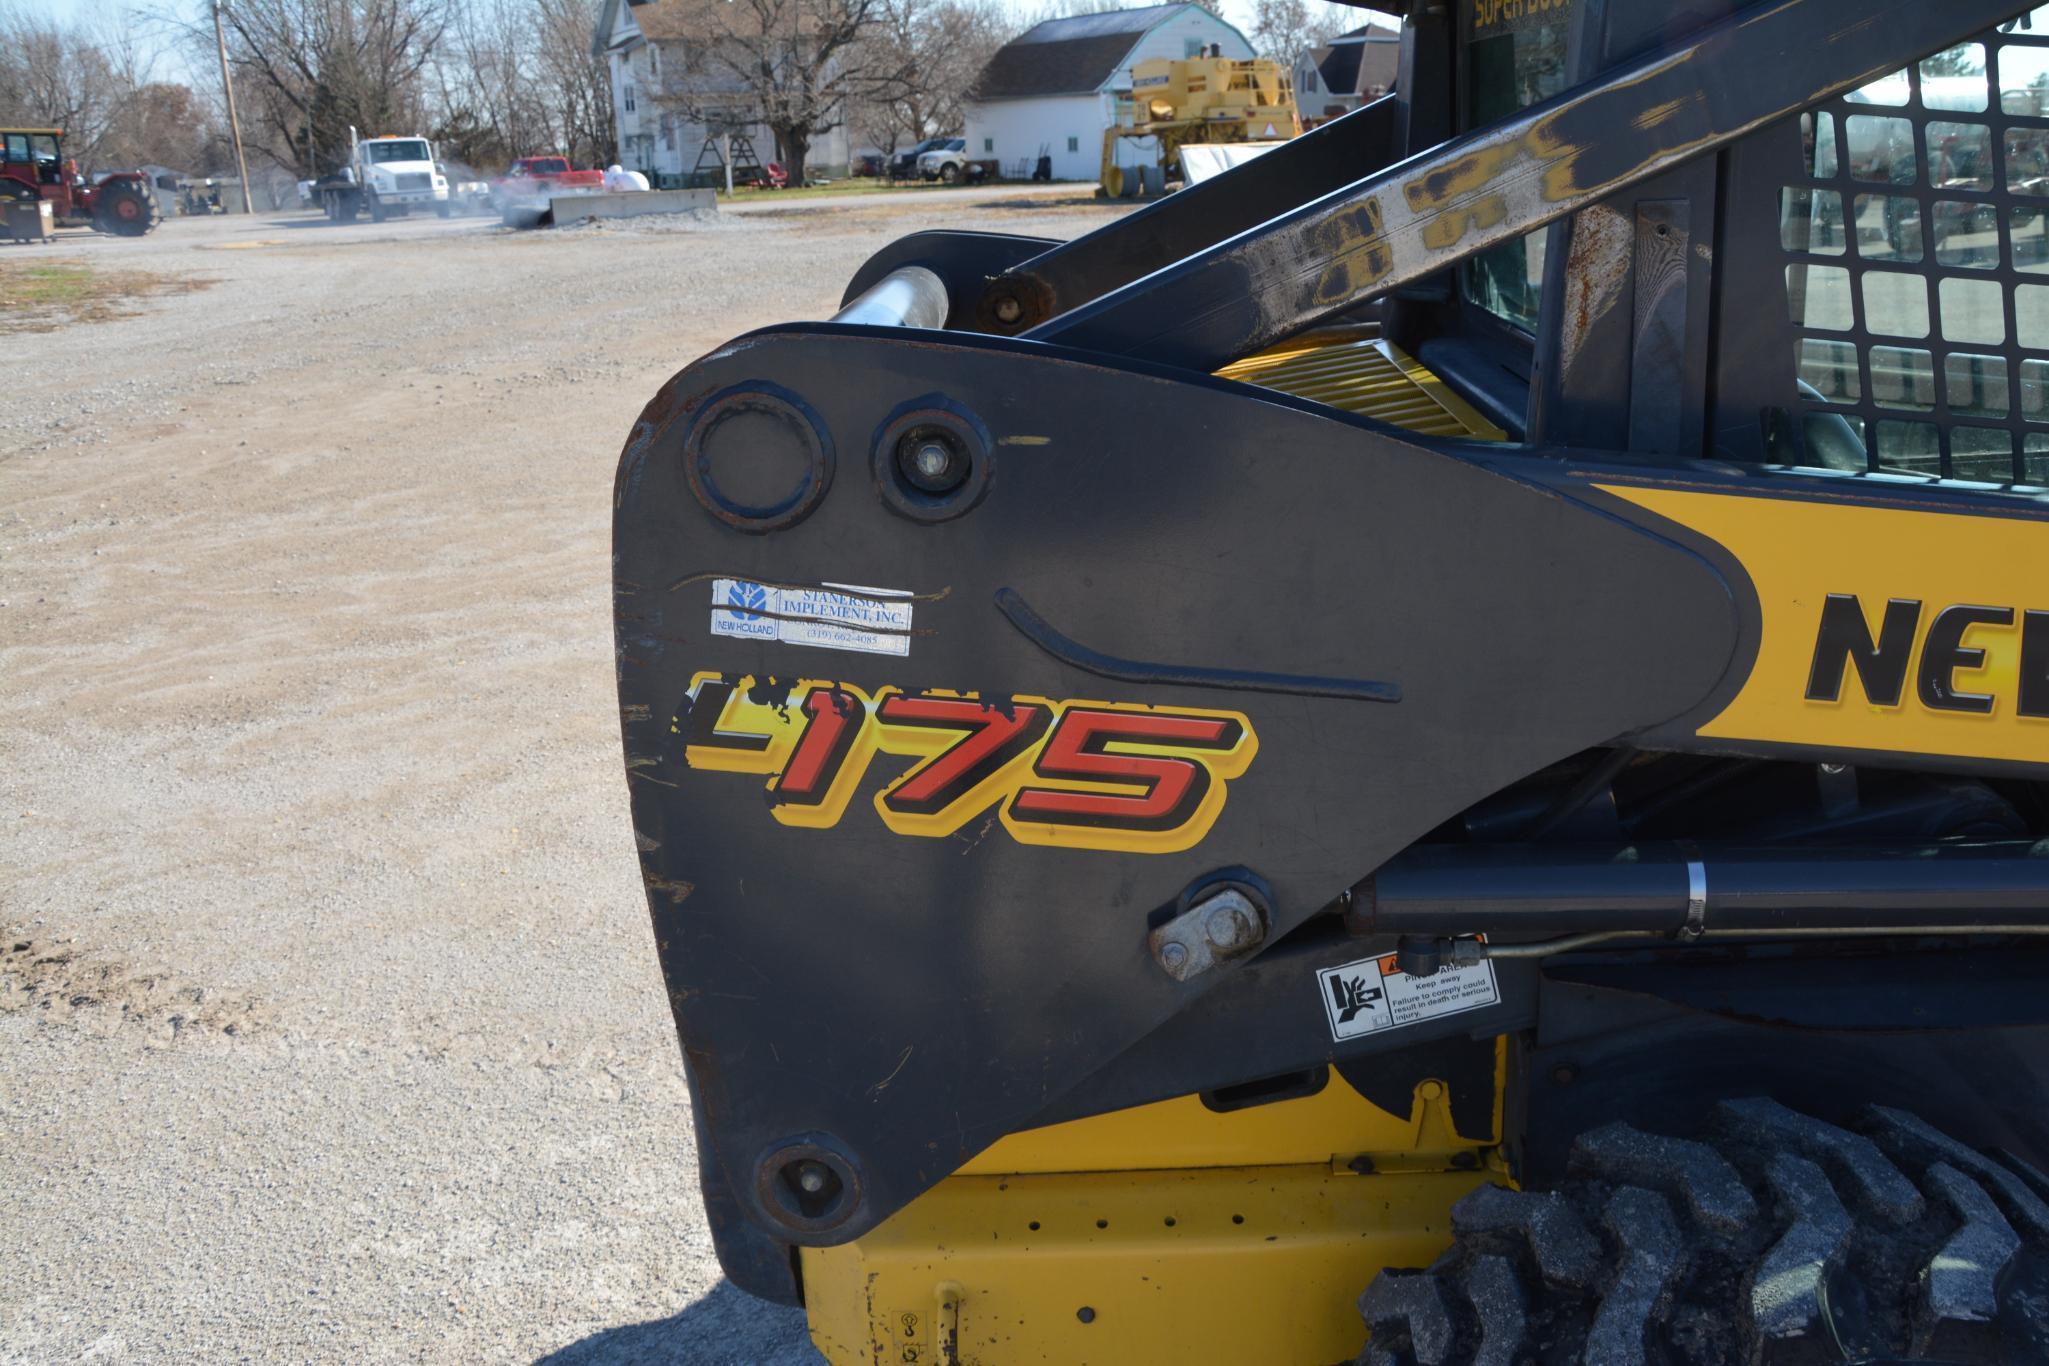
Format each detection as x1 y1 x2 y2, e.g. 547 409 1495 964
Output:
0 185 1130 1363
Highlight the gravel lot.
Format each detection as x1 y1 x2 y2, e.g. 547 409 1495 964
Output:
0 186 1129 1364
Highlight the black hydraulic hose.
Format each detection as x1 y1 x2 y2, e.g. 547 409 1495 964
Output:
1354 840 2049 938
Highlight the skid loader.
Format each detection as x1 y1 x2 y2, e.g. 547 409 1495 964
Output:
613 0 2049 1359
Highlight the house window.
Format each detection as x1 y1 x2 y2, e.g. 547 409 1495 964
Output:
1066 136 1079 153
650 45 660 78
1184 38 1203 57
983 137 993 153
661 112 675 151
624 83 636 113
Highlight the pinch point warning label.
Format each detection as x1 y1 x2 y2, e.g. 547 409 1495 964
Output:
1316 950 1500 1042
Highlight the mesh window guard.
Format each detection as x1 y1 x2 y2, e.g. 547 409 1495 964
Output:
1781 10 2049 482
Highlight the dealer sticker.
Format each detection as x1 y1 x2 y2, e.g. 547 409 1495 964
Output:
709 579 913 656
1317 950 1499 1042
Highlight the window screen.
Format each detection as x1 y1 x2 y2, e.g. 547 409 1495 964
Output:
1781 12 2049 482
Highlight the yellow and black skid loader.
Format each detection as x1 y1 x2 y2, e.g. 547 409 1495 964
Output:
614 0 2049 1359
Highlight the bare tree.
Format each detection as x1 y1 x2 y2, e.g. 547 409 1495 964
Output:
207 0 450 178
104 82 224 172
0 3 133 168
655 0 879 184
530 0 612 168
429 0 547 169
1249 0 1346 65
848 0 1006 155
0 4 213 174
417 0 609 174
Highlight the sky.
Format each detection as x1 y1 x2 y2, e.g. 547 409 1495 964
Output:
18 0 1398 86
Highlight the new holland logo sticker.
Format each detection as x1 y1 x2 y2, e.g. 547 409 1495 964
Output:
673 671 1259 855
708 578 914 657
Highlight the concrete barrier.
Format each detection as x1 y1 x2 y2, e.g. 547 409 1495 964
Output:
548 189 717 224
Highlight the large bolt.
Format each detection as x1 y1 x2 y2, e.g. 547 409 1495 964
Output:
1157 941 1190 973
1197 889 1263 954
911 440 952 482
993 294 1023 325
1203 900 1254 951
795 1162 829 1194
897 428 967 494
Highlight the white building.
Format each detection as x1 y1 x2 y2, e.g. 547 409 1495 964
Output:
965 4 1255 183
593 0 849 184
1294 26 1401 125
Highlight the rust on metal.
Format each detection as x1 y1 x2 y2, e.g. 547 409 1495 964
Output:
1557 203 1634 383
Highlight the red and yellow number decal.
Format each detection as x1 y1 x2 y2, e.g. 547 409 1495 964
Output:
673 672 1258 854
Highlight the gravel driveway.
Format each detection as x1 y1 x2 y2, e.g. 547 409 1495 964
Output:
0 186 1126 1363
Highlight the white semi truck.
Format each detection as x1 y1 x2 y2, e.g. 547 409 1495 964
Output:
313 128 451 223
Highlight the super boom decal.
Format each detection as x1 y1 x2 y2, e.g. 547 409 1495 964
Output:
673 672 1259 854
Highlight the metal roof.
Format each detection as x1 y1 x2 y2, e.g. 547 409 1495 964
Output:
974 3 1248 101
1007 4 1185 45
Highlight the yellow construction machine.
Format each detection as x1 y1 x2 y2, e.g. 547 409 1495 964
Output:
1099 53 1300 198
615 0 2049 1360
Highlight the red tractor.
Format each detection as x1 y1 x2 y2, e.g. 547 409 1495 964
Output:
1 128 158 236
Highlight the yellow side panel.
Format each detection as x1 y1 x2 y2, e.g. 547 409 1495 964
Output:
803 1164 1491 1366
805 1064 1508 1365
1602 484 2049 766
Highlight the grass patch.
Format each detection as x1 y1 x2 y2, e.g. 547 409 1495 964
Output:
0 261 211 333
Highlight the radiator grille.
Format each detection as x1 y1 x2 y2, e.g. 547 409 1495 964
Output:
1216 331 1507 441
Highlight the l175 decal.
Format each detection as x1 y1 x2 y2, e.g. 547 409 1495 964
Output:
674 672 1259 854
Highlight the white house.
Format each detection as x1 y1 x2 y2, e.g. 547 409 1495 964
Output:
592 0 849 184
1294 26 1401 125
965 4 1255 183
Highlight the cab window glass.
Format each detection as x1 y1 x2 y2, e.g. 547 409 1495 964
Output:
1461 14 1568 332
29 134 58 183
4 134 28 164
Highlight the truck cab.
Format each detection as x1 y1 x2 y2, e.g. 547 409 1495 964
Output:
353 135 449 221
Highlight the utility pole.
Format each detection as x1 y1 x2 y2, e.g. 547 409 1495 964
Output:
214 0 254 214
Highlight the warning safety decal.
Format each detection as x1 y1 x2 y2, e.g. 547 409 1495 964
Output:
1317 950 1500 1042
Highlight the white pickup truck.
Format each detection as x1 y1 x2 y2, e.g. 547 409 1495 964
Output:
313 128 451 223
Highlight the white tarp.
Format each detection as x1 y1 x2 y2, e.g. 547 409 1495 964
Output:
1178 141 1286 185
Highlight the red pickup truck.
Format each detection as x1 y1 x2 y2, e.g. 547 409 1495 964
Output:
492 155 606 226
496 155 604 193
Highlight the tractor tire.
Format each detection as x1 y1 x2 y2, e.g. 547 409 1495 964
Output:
94 183 153 236
1358 1099 2049 1365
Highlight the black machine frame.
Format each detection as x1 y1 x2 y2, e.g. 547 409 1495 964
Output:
614 0 2049 1301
